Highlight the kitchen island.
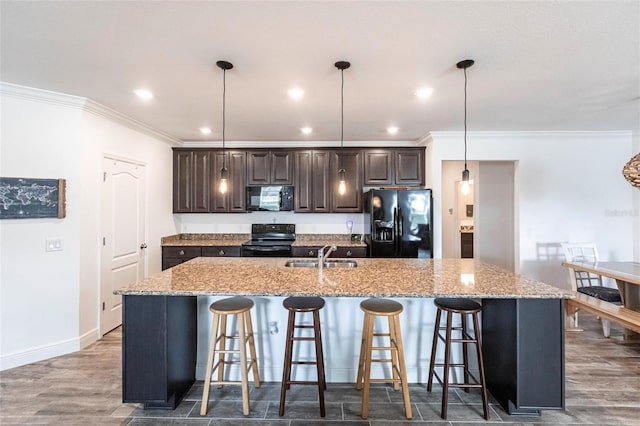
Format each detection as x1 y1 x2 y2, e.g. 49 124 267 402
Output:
115 257 572 416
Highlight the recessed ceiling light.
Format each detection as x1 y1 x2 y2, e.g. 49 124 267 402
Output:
288 88 304 100
134 89 154 100
387 126 399 135
415 87 434 99
301 127 312 135
199 127 212 135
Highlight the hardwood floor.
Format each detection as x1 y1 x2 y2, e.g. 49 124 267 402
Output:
1 314 639 425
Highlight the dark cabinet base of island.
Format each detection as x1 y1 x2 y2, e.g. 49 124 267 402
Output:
482 298 565 416
122 295 197 409
121 295 565 415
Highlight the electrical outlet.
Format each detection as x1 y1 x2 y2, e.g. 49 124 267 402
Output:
45 238 63 252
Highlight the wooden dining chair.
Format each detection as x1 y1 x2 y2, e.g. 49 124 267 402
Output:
561 242 622 337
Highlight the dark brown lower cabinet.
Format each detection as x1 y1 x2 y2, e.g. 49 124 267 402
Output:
162 246 241 270
461 232 474 258
161 247 201 270
201 246 241 257
291 246 367 258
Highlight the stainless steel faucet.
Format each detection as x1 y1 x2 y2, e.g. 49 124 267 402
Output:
318 244 337 272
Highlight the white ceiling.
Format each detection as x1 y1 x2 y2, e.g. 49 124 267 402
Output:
1 1 638 143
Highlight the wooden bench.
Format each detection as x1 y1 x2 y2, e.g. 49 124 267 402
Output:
566 293 640 334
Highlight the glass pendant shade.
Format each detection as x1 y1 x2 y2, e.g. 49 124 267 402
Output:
219 167 229 194
338 168 346 195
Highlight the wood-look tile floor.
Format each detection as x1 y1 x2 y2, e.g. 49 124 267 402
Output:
1 314 639 425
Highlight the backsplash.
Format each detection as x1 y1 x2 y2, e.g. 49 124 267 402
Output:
296 233 360 242
175 211 365 235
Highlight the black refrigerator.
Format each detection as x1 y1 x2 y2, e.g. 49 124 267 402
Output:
364 189 433 258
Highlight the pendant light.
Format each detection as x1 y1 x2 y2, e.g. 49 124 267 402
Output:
216 60 233 194
335 60 350 196
622 152 640 189
457 59 474 195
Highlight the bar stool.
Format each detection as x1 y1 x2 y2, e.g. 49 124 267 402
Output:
201 296 260 416
279 296 326 417
356 298 411 419
427 298 489 420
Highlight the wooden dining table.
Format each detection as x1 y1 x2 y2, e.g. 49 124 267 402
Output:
561 261 640 301
561 261 640 337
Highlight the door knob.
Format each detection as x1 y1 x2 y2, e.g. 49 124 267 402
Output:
140 243 148 249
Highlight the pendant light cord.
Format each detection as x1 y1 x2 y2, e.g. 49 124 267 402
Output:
463 66 468 171
340 67 344 171
341 68 344 150
222 68 227 169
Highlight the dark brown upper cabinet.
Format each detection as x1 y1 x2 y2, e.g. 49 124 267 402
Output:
394 148 424 186
211 151 247 213
294 150 331 213
173 148 246 213
363 150 393 185
362 148 425 187
331 149 363 213
174 147 423 213
247 150 293 185
173 150 211 213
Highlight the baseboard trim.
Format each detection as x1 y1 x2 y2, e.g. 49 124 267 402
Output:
0 328 99 371
79 328 100 349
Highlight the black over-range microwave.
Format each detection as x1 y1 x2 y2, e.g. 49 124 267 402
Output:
246 186 294 211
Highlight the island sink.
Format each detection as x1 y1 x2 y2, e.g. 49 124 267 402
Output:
284 259 357 268
323 259 358 268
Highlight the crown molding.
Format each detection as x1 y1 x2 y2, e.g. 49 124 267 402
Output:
429 130 633 140
181 140 421 149
1 82 182 146
1 81 87 109
83 99 182 146
415 132 433 146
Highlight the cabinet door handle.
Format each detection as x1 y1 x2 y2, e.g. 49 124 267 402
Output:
219 250 225 256
179 250 185 256
346 250 352 257
140 243 148 249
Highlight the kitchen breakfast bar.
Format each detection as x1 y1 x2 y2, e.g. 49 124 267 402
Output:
114 257 573 417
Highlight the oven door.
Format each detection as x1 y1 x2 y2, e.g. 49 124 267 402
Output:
241 245 292 257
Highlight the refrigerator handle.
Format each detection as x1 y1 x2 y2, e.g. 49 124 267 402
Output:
398 207 403 242
393 207 399 254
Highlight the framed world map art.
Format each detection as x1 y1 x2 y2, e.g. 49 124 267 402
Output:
0 177 66 219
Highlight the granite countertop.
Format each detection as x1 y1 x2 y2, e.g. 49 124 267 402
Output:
161 233 366 247
115 257 573 299
161 234 250 247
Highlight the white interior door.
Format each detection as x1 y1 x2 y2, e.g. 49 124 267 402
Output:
100 157 147 336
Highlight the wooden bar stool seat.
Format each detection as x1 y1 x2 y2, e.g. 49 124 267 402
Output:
427 298 489 420
280 296 327 417
201 296 260 416
356 298 411 419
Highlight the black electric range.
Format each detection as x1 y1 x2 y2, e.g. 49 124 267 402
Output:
241 223 296 257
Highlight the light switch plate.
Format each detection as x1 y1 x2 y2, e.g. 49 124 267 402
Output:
45 238 63 252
